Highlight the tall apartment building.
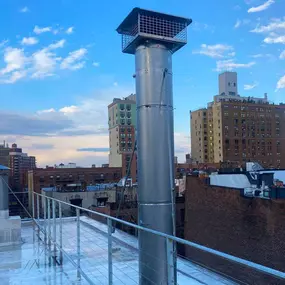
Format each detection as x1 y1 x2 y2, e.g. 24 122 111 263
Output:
191 72 285 168
9 143 36 191
0 142 10 167
108 94 137 182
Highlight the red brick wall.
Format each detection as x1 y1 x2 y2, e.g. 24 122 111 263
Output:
184 176 285 284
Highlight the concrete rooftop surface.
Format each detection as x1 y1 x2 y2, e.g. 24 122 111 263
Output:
0 216 237 285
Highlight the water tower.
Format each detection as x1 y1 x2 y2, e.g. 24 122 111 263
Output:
117 8 191 284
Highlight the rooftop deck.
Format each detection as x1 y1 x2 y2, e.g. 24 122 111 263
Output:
0 217 236 285
2 190 285 285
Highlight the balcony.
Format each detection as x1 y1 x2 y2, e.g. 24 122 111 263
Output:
1 188 285 285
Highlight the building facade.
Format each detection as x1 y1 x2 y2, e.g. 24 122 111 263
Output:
108 94 137 182
190 72 285 168
9 143 36 191
28 166 122 194
0 142 11 167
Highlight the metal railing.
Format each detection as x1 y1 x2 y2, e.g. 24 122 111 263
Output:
5 186 285 285
30 191 285 284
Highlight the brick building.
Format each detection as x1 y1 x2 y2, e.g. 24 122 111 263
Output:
9 143 36 191
28 166 122 194
108 94 137 182
0 142 10 167
184 175 285 284
191 72 285 168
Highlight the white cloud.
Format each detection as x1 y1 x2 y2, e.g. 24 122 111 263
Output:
244 82 258 90
37 108 56 114
31 40 65 78
66 27 74 34
250 18 285 45
0 39 9 48
234 20 241 29
31 49 58 78
251 19 285 33
228 52 236 57
234 19 251 29
280 50 285 59
264 35 285 44
0 38 87 83
193 44 234 58
60 48 87 70
93 62 100 67
48 39 66 50
33 25 52 34
215 59 256 72
59 106 79 114
113 82 118 87
0 47 26 75
250 53 272 58
1 71 26 84
276 75 285 90
21 37 38 46
20 7 29 13
248 0 274 13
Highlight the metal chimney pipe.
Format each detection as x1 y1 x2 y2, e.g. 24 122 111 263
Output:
136 43 174 284
0 171 9 219
116 8 191 284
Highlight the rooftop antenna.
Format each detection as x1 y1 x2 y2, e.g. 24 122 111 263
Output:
117 8 191 284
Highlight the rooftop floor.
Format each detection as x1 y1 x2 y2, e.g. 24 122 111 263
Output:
0 216 237 285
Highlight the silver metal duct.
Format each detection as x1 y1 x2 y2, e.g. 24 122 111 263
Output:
136 43 174 284
117 8 191 284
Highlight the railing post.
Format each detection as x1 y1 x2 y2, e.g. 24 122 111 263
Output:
43 195 47 244
37 194 40 220
108 218 113 285
48 198 51 249
32 191 35 219
76 208 81 280
166 238 175 285
52 199 56 258
59 202 63 265
37 194 40 235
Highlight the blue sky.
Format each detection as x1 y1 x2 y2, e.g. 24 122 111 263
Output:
0 0 284 166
